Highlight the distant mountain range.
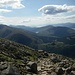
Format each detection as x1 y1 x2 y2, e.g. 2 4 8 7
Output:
54 23 75 28
0 24 43 49
1 23 75 43
0 23 75 58
10 23 75 32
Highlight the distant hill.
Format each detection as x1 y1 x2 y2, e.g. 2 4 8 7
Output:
10 25 54 32
11 23 75 31
34 26 75 43
36 26 75 37
58 35 75 45
10 25 36 32
0 38 39 61
0 24 43 49
38 35 75 58
0 24 75 58
53 23 75 28
11 24 75 37
1 24 75 46
11 24 75 42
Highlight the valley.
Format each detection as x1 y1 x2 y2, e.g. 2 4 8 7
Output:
0 23 75 75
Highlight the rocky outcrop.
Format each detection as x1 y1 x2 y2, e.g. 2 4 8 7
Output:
37 53 75 75
0 38 75 75
0 53 75 75
0 62 20 75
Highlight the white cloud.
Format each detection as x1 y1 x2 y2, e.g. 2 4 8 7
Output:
0 9 12 12
0 0 25 12
0 15 75 27
66 15 75 19
0 0 25 9
38 4 75 15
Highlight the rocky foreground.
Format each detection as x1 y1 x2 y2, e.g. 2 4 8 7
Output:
0 38 75 75
0 52 75 75
37 52 75 75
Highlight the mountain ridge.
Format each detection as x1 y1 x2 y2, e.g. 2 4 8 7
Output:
0 24 75 58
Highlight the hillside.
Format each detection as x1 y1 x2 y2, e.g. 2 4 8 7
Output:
0 38 39 74
0 24 43 49
11 23 75 32
58 35 75 45
37 35 75 58
10 25 54 32
0 24 75 58
38 41 75 58
9 24 75 43
36 26 75 43
36 26 75 37
0 38 75 75
54 23 75 28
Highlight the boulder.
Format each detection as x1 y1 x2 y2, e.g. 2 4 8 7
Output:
0 62 20 75
51 72 57 75
51 57 61 63
58 59 70 68
44 52 49 57
70 71 75 75
66 67 72 74
27 61 37 74
56 67 64 75
0 62 8 71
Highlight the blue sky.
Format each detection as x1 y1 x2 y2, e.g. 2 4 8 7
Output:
0 0 75 27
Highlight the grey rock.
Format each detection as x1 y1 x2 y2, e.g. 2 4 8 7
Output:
66 67 72 74
0 62 20 75
51 72 57 75
27 61 37 74
70 71 75 75
56 67 64 75
51 57 61 63
44 52 49 57
0 62 8 71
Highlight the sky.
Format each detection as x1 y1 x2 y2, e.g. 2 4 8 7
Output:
0 0 75 27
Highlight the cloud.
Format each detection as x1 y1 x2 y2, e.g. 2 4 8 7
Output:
0 9 12 12
0 0 25 9
38 4 75 15
0 0 25 12
66 15 75 19
0 15 75 27
21 19 31 23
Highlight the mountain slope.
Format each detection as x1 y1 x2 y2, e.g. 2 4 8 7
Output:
0 38 75 75
0 38 41 75
59 35 75 44
1 24 75 49
35 26 75 43
36 26 75 37
14 24 75 38
0 24 43 49
10 25 54 32
11 24 75 43
55 23 75 28
9 24 75 38
0 24 75 58
38 35 75 58
0 38 39 61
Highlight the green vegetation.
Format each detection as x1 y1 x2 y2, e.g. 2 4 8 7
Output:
38 40 75 58
0 38 39 63
0 24 43 49
0 24 75 58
